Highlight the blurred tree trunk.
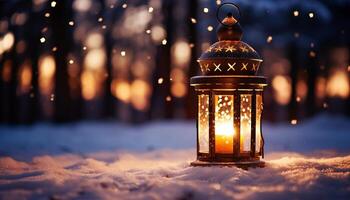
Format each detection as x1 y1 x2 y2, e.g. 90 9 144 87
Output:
51 0 74 123
8 29 20 124
27 2 41 123
305 53 317 117
185 0 198 119
287 43 298 121
150 0 174 119
99 0 116 119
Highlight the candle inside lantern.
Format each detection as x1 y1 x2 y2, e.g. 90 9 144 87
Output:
240 95 252 152
215 95 234 153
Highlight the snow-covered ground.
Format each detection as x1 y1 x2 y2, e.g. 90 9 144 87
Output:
0 114 349 200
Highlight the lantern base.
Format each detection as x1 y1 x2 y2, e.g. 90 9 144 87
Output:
190 160 265 169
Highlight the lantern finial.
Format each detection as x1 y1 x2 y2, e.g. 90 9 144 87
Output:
217 17 243 41
216 2 243 41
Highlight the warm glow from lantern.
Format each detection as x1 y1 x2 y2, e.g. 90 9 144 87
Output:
215 95 234 154
326 70 349 99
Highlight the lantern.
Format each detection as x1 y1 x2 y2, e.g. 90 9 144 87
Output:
191 3 267 167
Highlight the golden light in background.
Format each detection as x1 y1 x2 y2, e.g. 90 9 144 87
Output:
18 62 32 94
131 60 149 79
130 79 152 111
40 37 46 43
293 10 299 17
201 42 211 53
315 77 326 99
296 79 308 102
162 39 167 45
82 46 106 100
85 33 103 49
39 55 56 95
11 12 27 26
81 71 97 100
172 41 191 67
121 7 152 36
16 40 26 54
111 79 131 103
157 78 163 84
326 70 350 99
151 25 166 43
191 18 197 24
0 32 15 52
171 82 187 98
51 1 57 8
73 0 92 12
1 60 12 82
84 48 106 70
207 26 213 32
309 12 314 18
266 36 273 43
170 68 187 98
149 0 161 10
272 75 292 105
171 41 190 99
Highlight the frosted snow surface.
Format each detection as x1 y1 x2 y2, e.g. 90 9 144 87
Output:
0 114 349 200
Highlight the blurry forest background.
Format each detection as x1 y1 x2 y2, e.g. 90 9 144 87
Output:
0 0 349 124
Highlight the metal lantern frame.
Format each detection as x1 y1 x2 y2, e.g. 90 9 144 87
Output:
190 2 268 167
191 76 267 167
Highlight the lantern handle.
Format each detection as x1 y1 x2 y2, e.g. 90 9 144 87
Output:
216 2 241 26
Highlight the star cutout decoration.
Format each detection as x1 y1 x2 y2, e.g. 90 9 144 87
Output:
240 46 249 52
225 46 236 52
214 46 223 52
206 47 213 53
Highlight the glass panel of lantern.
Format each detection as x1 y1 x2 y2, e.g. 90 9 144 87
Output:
198 94 209 153
240 94 252 153
256 94 263 153
214 95 234 154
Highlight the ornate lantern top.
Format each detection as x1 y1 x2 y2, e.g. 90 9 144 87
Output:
198 3 262 76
